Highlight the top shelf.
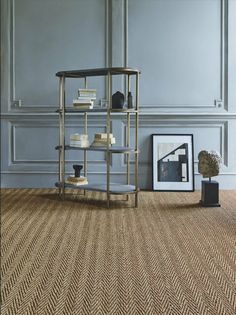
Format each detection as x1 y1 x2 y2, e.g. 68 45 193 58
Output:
56 67 140 78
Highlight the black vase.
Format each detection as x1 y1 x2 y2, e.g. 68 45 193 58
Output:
112 91 125 109
73 165 83 178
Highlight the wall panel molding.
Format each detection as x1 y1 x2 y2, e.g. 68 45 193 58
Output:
8 120 111 166
122 119 228 167
2 112 236 119
126 0 229 111
2 0 109 113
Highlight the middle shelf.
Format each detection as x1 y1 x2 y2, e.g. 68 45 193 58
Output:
55 145 138 153
56 108 138 113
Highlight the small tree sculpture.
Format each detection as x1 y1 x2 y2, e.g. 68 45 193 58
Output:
198 150 222 207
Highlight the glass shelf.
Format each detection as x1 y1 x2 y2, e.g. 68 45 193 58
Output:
56 108 138 114
55 145 137 153
55 182 137 195
56 67 140 78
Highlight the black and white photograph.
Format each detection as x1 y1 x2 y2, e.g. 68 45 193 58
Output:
152 134 194 191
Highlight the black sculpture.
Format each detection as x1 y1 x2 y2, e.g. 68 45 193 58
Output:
112 91 125 109
73 164 83 178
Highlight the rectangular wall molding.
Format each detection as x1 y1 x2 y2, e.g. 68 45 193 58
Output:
122 120 228 167
126 0 229 111
9 120 111 165
2 0 109 112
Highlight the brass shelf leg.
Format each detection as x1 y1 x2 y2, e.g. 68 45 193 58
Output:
84 112 88 196
126 113 131 202
135 73 139 208
106 72 112 208
126 74 131 202
59 76 66 200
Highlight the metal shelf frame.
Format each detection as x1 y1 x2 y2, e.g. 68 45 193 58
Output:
56 67 140 208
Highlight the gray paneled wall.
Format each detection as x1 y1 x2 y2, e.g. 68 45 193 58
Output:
1 0 236 189
129 0 222 108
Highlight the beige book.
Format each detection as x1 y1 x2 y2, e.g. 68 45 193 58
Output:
67 175 87 182
70 134 81 141
94 133 114 139
95 138 116 144
78 89 96 93
65 180 88 186
91 140 115 147
66 176 88 185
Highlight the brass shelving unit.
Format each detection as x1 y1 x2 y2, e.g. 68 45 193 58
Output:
55 67 140 208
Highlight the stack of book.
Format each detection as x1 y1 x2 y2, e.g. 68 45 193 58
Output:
65 175 88 186
90 133 116 147
70 134 89 147
73 88 96 109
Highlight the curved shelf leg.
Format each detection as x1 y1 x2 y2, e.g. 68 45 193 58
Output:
84 112 88 196
135 192 138 208
134 73 139 208
59 75 66 200
106 71 111 209
126 75 131 202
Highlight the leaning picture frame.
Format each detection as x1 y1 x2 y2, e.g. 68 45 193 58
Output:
152 134 194 191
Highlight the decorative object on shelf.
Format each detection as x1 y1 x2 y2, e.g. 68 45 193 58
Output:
152 134 194 191
90 133 116 147
70 134 89 147
198 150 221 207
127 91 133 109
66 164 88 186
73 164 83 177
100 98 108 109
73 88 96 109
112 91 125 109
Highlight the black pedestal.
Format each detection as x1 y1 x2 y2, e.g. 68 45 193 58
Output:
200 180 220 207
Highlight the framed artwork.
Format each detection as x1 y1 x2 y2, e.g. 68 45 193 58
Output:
152 134 194 191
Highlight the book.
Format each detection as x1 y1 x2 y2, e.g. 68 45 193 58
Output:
78 89 96 99
94 133 114 139
78 89 96 93
65 180 88 186
70 134 89 147
77 96 96 100
70 140 81 147
66 176 88 186
91 138 116 146
73 98 94 109
70 140 89 147
73 105 93 110
70 133 81 141
73 99 94 105
78 88 96 94
73 104 94 110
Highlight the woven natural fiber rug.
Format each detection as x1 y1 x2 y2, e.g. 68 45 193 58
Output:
1 189 236 315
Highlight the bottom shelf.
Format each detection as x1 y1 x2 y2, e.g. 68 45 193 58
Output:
55 182 137 195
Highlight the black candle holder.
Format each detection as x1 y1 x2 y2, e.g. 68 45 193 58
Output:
73 165 83 178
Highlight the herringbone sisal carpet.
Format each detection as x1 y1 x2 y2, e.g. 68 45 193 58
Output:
1 189 236 315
